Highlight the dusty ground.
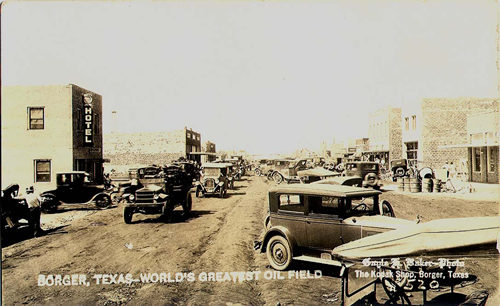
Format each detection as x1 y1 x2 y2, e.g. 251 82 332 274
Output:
2 175 499 305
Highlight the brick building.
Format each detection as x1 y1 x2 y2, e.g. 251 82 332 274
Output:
2 84 104 191
103 127 201 166
364 107 403 168
402 98 499 174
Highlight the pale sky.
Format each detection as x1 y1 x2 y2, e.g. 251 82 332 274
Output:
2 0 498 155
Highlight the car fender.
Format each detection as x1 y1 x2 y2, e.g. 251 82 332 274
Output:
88 192 110 203
261 226 297 255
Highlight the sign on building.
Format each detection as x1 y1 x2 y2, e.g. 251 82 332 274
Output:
83 93 93 146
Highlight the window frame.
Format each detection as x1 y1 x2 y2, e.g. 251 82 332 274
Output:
34 159 51 182
27 107 45 130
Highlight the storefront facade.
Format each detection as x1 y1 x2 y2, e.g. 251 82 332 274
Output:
467 111 499 183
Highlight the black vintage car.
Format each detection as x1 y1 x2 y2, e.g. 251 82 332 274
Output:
123 164 193 223
1 184 42 239
345 162 382 189
39 172 113 211
390 159 408 181
257 184 400 271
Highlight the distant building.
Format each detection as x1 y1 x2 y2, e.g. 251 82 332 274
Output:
364 107 402 168
2 84 104 191
402 97 499 175
204 141 216 153
103 127 201 165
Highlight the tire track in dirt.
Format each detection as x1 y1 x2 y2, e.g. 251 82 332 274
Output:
179 177 267 305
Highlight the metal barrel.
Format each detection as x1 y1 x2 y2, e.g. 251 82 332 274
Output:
408 177 421 193
432 179 442 192
422 178 433 193
397 177 405 191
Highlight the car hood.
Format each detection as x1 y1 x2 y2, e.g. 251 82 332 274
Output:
333 216 500 260
139 185 163 192
343 215 415 230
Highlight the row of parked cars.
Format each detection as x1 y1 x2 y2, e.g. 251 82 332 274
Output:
254 158 384 190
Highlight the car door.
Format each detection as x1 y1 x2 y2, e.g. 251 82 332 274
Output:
305 195 344 251
273 194 307 246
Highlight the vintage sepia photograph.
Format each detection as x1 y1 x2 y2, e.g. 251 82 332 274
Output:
1 0 499 305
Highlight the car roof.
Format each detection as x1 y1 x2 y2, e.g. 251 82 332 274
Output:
202 163 230 168
56 171 89 175
346 161 379 165
269 184 381 197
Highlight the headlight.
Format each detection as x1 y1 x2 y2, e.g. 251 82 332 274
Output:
129 194 135 201
153 194 159 200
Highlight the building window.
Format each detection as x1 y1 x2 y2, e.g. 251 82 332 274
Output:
404 117 409 131
411 115 417 130
473 148 481 172
76 109 82 131
34 160 51 182
405 142 418 167
28 107 44 129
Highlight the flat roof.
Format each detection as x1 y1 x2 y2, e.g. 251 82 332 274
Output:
269 184 381 197
202 162 230 168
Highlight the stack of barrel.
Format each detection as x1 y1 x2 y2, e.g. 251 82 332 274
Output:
398 177 442 193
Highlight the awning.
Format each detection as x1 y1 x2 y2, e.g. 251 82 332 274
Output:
439 143 499 149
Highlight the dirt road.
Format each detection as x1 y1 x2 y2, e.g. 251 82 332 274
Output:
2 176 498 305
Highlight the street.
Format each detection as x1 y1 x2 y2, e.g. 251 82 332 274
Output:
2 176 498 305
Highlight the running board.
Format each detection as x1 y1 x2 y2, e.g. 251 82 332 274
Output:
293 255 351 267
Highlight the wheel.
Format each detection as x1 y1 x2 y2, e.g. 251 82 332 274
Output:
255 168 262 176
123 207 134 224
95 194 111 208
382 277 411 305
181 193 192 217
267 171 274 181
395 167 405 177
273 172 284 184
381 200 395 217
266 235 292 271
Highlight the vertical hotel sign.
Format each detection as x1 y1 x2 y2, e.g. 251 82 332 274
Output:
83 93 93 146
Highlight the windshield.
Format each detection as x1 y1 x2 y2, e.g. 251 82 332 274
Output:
362 164 379 171
346 196 379 217
203 168 220 176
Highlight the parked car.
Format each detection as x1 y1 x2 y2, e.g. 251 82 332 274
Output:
254 159 276 177
297 167 339 184
344 161 382 189
195 163 230 198
270 159 309 184
311 176 363 187
257 184 399 270
390 159 408 181
173 160 200 183
39 172 113 211
123 164 193 223
1 184 42 239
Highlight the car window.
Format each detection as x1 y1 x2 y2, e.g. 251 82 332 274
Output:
203 168 220 176
346 164 357 170
362 164 378 171
278 194 304 212
308 196 342 216
347 196 377 216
